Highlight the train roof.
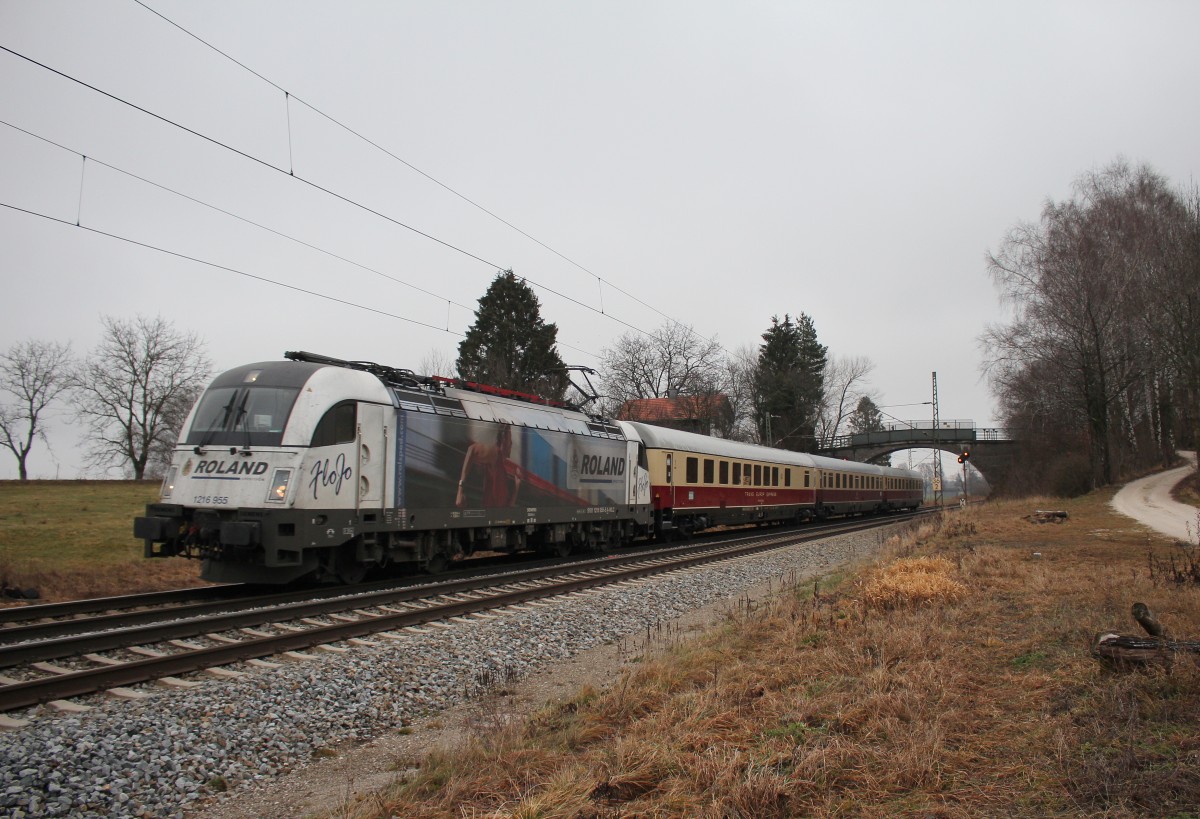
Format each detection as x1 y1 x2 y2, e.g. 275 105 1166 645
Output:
619 421 922 479
619 421 817 467
208 360 325 390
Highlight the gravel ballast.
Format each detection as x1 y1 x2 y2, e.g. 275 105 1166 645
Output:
0 527 903 818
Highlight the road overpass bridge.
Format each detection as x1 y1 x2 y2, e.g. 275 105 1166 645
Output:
816 421 1018 496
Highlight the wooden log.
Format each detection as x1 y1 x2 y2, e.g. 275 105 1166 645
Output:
1024 510 1069 524
1091 632 1200 670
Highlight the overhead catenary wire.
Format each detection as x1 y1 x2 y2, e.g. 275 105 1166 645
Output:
0 193 598 361
0 117 477 314
131 0 677 328
0 42 650 341
0 201 457 336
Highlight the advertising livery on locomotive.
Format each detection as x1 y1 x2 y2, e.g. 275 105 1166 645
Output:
135 352 921 585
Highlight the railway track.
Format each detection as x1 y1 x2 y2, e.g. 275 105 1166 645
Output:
0 513 918 715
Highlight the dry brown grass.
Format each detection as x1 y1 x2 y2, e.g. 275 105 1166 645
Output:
860 556 968 611
357 493 1200 818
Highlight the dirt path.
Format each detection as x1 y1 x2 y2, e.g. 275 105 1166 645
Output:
1110 451 1198 543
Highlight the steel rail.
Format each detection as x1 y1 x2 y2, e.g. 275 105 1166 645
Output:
0 584 243 626
0 516 914 712
0 551 542 628
0 530 813 668
0 513 917 655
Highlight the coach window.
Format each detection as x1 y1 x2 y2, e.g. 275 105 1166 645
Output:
753 464 762 486
784 468 791 487
719 461 729 484
732 462 741 485
772 467 779 486
686 457 699 484
311 401 357 447
703 459 714 484
804 471 810 488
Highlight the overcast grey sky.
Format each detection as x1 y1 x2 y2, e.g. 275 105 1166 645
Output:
2 1 1199 479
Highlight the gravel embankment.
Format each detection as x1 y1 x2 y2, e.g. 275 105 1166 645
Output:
0 527 902 818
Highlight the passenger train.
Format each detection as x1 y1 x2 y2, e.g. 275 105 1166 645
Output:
135 352 922 585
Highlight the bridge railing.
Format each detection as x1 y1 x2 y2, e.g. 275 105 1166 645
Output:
818 422 1011 450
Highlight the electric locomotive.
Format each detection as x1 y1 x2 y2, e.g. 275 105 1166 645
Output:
135 352 652 584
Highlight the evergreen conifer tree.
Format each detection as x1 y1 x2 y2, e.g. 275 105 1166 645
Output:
456 270 569 399
753 313 827 450
848 395 885 434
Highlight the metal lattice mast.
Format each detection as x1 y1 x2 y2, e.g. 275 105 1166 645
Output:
931 371 943 508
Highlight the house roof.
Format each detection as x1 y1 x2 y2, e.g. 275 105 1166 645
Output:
616 394 730 423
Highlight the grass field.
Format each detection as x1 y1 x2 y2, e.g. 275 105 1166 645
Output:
0 480 204 601
356 491 1200 818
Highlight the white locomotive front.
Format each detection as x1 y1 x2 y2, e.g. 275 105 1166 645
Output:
136 352 653 584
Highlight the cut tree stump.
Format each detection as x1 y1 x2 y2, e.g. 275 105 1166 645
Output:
1090 603 1200 670
1024 510 1069 524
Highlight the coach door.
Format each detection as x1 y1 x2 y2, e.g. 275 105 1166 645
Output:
356 403 387 509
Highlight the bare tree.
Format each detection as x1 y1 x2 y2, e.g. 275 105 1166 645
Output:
599 322 725 407
72 315 211 479
720 345 760 441
982 159 1192 490
418 348 458 379
815 355 875 446
0 340 73 480
1141 182 1200 454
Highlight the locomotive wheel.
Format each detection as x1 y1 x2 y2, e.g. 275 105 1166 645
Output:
425 554 449 575
333 543 368 585
607 527 623 551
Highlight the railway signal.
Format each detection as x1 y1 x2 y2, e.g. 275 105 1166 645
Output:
957 449 971 464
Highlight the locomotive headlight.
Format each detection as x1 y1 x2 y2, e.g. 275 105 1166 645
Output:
266 469 292 503
161 467 178 499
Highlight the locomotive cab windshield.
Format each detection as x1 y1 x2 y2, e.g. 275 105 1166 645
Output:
183 361 320 449
186 384 299 448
